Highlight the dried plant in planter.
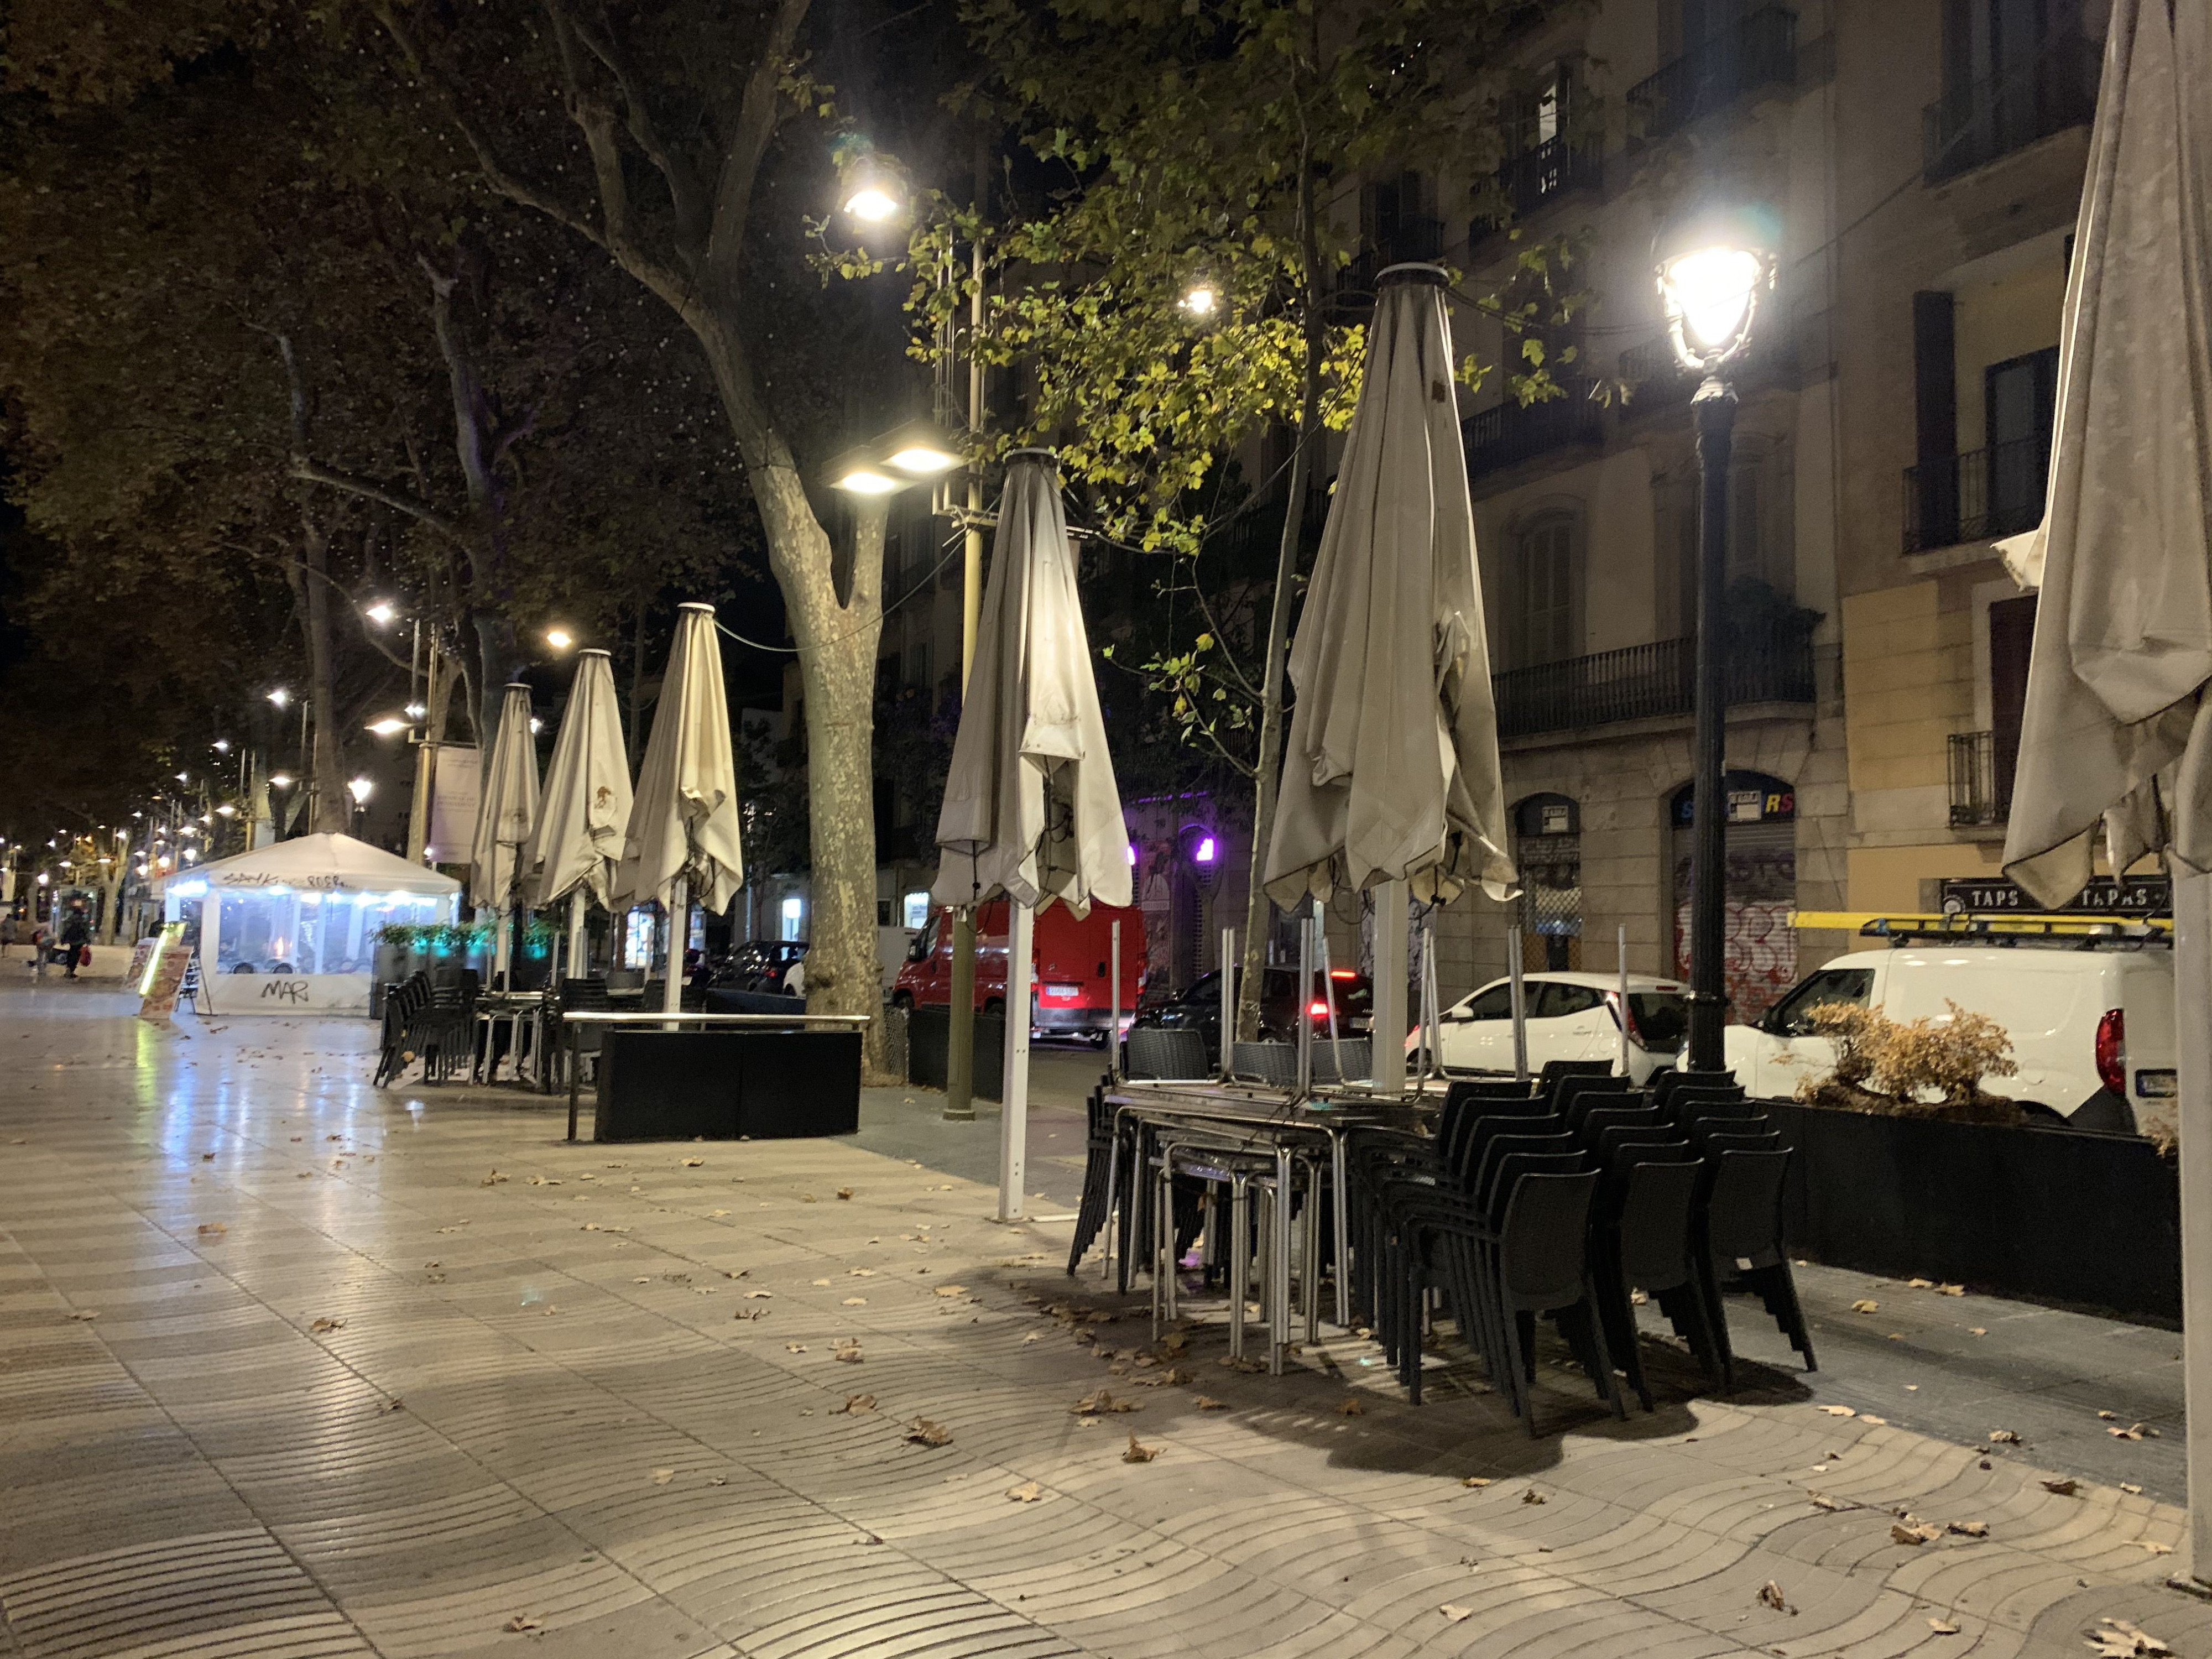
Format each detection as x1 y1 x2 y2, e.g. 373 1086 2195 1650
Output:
1796 1000 2021 1124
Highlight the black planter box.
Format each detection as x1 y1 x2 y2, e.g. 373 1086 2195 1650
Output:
905 1004 1005 1100
1764 1098 2180 1324
594 1029 860 1142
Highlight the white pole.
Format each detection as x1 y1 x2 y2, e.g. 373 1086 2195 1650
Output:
999 899 1035 1222
1296 910 1314 1097
661 875 687 1024
1618 922 1632 1078
1313 898 1345 1083
1421 909 1442 1087
2174 870 2212 1581
1219 925 1236 1082
1507 924 1529 1082
1109 917 1121 1083
1372 879 1409 1094
568 889 587 982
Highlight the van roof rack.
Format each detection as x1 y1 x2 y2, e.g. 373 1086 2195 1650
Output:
1790 910 2172 943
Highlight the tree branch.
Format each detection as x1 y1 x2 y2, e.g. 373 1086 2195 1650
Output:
372 1 614 258
699 0 811 301
288 459 470 546
559 1 709 252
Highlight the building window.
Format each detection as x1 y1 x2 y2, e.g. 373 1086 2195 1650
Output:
1515 512 1581 666
1727 435 1795 597
902 890 931 930
908 639 932 691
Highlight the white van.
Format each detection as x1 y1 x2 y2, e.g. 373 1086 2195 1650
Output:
1723 941 2176 1135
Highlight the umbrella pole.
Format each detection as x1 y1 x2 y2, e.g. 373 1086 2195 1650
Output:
998 899 1034 1222
2176 872 2212 1580
662 875 687 1025
1313 899 1344 1086
1618 924 1632 1078
1507 925 1529 1083
1108 919 1121 1084
1219 926 1235 1082
1296 912 1314 1099
1421 909 1441 1090
568 890 587 980
1372 880 1408 1094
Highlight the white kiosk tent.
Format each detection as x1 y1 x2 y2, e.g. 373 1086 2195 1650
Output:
160 833 462 1015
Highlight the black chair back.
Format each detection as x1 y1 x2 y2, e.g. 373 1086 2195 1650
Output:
1616 1158 1700 1290
1474 1131 1577 1213
1705 1147 1792 1266
1497 1169 1601 1308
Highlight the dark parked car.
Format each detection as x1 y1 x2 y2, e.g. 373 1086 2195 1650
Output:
712 939 807 994
1128 966 1373 1066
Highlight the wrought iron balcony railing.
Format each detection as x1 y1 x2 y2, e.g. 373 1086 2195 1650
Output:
1948 729 2008 826
1462 377 1602 479
1493 622 1816 740
1902 433 2052 553
1469 135 1604 248
1923 35 2098 183
1627 6 1797 141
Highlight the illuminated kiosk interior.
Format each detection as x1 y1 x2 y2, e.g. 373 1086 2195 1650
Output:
158 831 461 1015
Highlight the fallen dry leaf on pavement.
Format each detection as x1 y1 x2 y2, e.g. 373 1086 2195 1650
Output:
1948 1520 1988 1538
784 1342 807 1353
502 1615 541 1633
1005 1481 1043 1503
1196 1396 1228 1411
1809 1493 1844 1512
310 1317 345 1334
1461 1477 1493 1489
1890 1521 1940 1546
1818 1405 1856 1417
682 1157 704 1167
1121 1433 1158 1463
1970 1326 1988 1336
2099 1410 2119 1421
833 1340 863 1365
651 1468 675 1486
1859 1415 1888 1426
1907 1277 1932 1288
1521 1489 1546 1506
481 1170 508 1186
67 1310 98 1322
2086 1617 2173 1657
197 1222 227 1237
842 1297 868 1307
744 1290 774 1299
934 1285 968 1297
2109 1424 2147 1440
1989 1429 2022 1444
834 1394 876 1414
1937 1283 1964 1296
2042 1478 2080 1497
1756 1580 1794 1614
905 1417 952 1447
1850 1298 1879 1313
836 1188 854 1199
1929 1618 1960 1635
2121 1483 2144 1495
1439 1605 1472 1624
1074 1388 1140 1415
1336 1398 1364 1416
2133 1541 2175 1556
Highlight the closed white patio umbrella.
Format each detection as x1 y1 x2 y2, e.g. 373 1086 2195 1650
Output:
1997 0 2211 1574
933 450 1130 1219
471 681 540 986
1264 264 1515 1088
614 603 743 1016
526 649 632 977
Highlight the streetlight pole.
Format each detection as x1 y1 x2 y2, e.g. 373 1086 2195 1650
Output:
1652 200 1779 1074
945 224 987 1124
1687 377 1737 1071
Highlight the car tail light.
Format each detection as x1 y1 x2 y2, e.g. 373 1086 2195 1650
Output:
2094 1008 2125 1097
1308 999 1329 1019
1329 969 1358 980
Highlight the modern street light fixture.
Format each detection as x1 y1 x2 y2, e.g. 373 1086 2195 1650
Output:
365 715 411 737
364 600 398 626
269 774 294 789
1653 199 1781 1073
839 152 906 226
267 688 290 708
827 418 961 499
1178 279 1221 317
212 739 231 754
348 778 374 807
544 627 575 652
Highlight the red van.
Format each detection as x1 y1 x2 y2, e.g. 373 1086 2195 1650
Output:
892 900 1147 1042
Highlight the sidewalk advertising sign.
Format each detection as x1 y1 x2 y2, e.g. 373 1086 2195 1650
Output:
136 924 193 1022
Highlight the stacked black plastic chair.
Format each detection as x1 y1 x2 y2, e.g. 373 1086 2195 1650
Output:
1067 1080 1117 1275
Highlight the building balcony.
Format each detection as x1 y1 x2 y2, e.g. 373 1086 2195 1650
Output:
1462 376 1602 479
1627 6 1797 142
1616 330 1798 414
1902 433 2051 553
1948 729 2008 826
1468 136 1604 250
1923 35 2098 184
1332 217 1446 317
1493 623 1817 741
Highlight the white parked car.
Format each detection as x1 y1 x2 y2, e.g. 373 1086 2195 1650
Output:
1723 941 2176 1134
1407 971 1689 1084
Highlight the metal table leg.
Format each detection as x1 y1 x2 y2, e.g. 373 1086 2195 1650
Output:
566 1022 582 1142
1332 1130 1352 1330
1270 1142 1291 1375
1228 1175 1249 1363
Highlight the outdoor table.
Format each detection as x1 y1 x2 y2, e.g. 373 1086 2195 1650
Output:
473 990 547 1087
1101 1080 1435 1368
559 1010 871 1141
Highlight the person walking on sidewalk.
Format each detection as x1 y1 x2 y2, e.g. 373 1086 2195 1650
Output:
58 903 89 980
0 911 17 962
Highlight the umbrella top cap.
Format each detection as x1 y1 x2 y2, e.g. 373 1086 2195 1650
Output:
576 648 613 659
1006 446 1056 462
677 601 716 615
1377 263 1449 289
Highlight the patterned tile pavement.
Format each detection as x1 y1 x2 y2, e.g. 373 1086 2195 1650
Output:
1 982 2206 1658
